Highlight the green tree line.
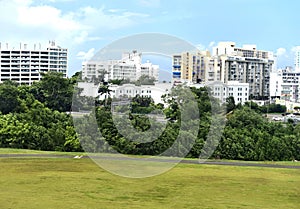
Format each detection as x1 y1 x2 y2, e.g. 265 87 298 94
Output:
0 73 299 161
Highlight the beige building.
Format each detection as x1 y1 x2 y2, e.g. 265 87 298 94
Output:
172 51 210 85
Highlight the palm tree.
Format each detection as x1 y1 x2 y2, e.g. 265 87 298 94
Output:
98 84 111 106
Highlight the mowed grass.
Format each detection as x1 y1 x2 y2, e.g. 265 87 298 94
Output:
1 148 300 166
0 157 299 209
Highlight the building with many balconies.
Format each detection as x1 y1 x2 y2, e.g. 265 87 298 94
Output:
0 41 67 85
82 50 159 82
270 67 300 102
172 42 274 99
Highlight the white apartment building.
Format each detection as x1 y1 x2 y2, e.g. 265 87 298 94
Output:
207 81 249 104
0 41 67 85
294 46 300 71
212 42 274 98
82 50 159 82
270 68 300 102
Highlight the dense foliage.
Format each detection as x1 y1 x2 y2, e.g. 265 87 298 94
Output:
0 72 82 151
0 73 299 161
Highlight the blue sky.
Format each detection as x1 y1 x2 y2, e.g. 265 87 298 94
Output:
1 0 300 76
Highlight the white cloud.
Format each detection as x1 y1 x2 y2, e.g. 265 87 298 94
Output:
291 46 300 53
196 42 217 51
0 0 150 47
77 6 149 31
276 47 287 57
196 44 205 51
209 41 216 48
47 0 75 2
0 0 152 76
77 48 95 60
138 0 161 7
17 5 81 31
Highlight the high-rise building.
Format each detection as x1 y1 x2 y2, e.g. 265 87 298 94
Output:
0 41 67 85
204 42 274 98
270 67 300 102
213 42 274 99
82 50 159 82
294 46 300 71
172 51 210 85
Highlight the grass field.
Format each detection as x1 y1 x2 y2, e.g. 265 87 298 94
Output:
0 154 299 209
1 148 299 166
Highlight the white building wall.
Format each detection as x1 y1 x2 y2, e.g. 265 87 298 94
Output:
99 83 172 104
0 41 67 85
207 81 249 104
227 81 249 104
82 51 159 82
294 46 300 71
77 82 99 97
270 69 300 102
270 70 283 99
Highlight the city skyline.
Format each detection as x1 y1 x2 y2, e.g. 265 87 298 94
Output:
1 0 300 76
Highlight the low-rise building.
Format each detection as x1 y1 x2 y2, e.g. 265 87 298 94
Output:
207 81 249 104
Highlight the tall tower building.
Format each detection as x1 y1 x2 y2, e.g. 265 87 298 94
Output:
172 51 210 85
0 41 67 85
212 42 274 98
294 46 300 71
172 42 274 98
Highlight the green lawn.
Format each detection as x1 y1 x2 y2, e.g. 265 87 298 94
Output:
0 157 299 209
1 148 299 166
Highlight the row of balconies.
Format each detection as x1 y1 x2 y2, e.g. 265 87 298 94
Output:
0 74 40 78
0 51 67 55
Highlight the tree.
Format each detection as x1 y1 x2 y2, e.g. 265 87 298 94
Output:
135 75 156 86
98 84 112 106
0 81 21 114
225 96 236 113
31 72 74 112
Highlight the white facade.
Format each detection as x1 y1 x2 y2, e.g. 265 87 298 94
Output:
212 42 274 98
227 81 249 104
77 82 99 97
97 83 172 104
207 81 249 104
270 68 300 102
212 42 272 59
189 81 249 104
0 41 67 85
294 46 300 71
82 51 159 82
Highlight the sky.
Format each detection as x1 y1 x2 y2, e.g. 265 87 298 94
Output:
1 0 300 77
